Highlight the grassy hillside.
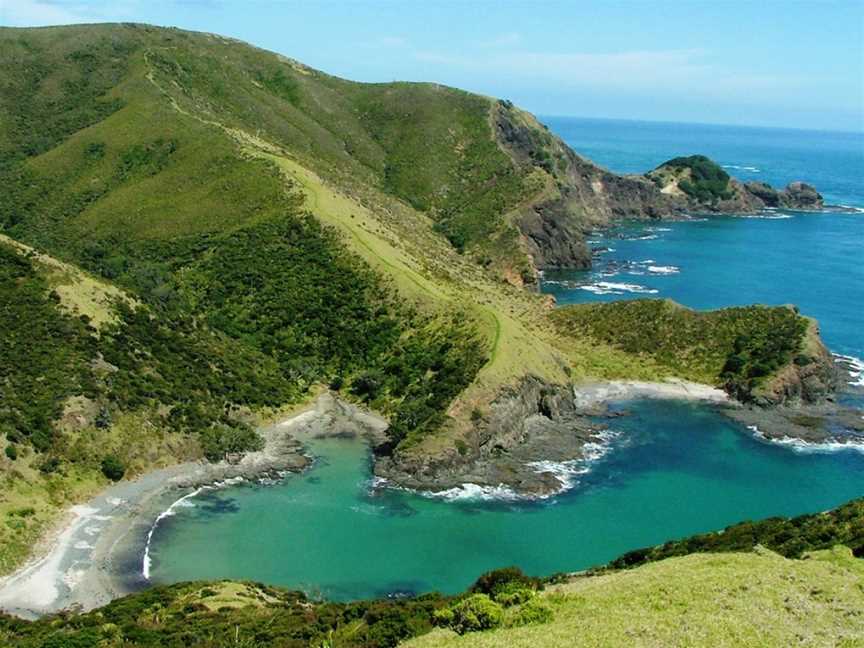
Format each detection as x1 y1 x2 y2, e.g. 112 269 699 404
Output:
550 299 812 400
406 549 864 648
1 498 861 647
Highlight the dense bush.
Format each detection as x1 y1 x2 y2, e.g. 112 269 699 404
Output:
199 424 264 462
0 245 97 453
100 455 125 481
551 299 808 399
507 597 553 627
0 582 447 648
607 497 864 569
470 566 541 598
437 594 504 634
661 155 733 204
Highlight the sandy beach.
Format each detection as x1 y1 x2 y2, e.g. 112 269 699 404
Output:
572 378 731 408
0 393 388 619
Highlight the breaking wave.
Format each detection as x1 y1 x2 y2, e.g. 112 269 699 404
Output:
740 212 794 220
414 430 624 502
142 476 246 580
420 483 523 502
834 354 864 387
580 281 658 295
747 425 864 454
647 265 680 275
722 164 760 173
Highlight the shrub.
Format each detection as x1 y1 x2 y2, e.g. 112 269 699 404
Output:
494 585 535 607
37 456 61 474
507 597 553 627
471 566 540 597
442 594 504 634
199 424 264 462
350 369 385 402
100 454 126 481
661 155 733 204
5 444 17 461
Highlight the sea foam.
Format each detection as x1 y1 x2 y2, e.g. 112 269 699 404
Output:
834 353 864 387
142 476 247 580
580 282 658 295
747 425 864 454
722 164 761 173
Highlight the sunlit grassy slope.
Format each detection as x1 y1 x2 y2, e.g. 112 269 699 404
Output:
404 548 864 648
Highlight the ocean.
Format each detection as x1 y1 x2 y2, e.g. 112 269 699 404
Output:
145 117 864 600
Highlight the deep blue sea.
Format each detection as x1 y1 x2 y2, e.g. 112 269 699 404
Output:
148 118 864 600
541 116 864 364
541 116 864 208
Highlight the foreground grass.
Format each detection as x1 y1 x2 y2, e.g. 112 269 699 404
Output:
404 548 864 648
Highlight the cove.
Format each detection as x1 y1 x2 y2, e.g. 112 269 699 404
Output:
147 399 864 601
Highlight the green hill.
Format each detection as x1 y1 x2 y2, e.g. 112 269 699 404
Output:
0 23 840 576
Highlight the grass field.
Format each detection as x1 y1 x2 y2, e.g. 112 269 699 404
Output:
403 548 864 648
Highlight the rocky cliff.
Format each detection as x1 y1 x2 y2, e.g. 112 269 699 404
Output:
753 319 839 407
494 113 826 277
375 376 602 496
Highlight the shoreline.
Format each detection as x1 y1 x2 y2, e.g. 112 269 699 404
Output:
1 378 858 619
0 407 316 619
0 392 387 619
571 378 731 409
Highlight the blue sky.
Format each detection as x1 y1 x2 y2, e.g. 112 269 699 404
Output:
2 0 862 132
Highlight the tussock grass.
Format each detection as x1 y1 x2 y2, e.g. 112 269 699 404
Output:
404 549 864 648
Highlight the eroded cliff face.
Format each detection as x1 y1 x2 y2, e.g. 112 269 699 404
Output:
374 376 601 496
754 321 840 407
494 104 682 273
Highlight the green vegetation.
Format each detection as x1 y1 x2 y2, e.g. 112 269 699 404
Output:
551 299 809 400
99 454 125 481
0 243 97 453
434 595 504 634
655 154 733 204
605 496 864 569
0 581 449 648
1 499 861 647
406 549 864 648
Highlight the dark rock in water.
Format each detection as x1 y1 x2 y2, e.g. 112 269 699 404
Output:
743 180 824 211
744 181 783 207
751 321 840 407
726 403 864 447
492 104 825 277
779 181 823 209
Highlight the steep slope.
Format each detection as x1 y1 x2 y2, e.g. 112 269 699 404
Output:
405 549 864 648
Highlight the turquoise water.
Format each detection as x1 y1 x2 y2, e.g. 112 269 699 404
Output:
149 402 864 600
148 118 864 600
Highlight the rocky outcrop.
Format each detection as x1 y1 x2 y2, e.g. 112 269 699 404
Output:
754 321 840 407
493 107 827 275
743 181 824 210
374 376 603 496
494 104 684 273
